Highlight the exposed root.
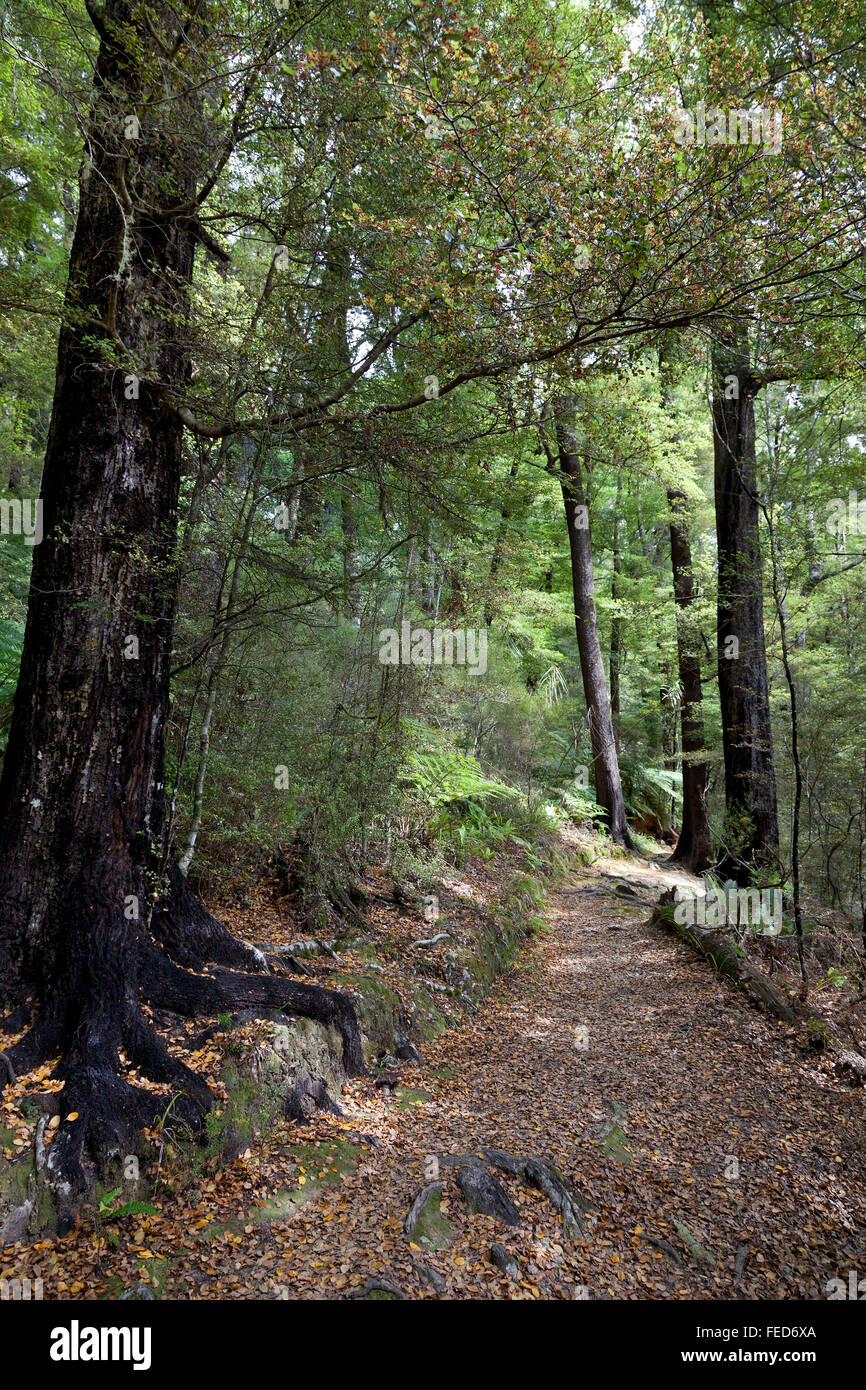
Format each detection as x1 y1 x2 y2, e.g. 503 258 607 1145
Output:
121 1004 212 1111
437 1147 588 1238
456 1164 521 1226
45 1063 206 1231
141 945 365 1074
151 862 269 973
0 1000 33 1034
0 864 365 1220
344 1277 406 1300
2 1009 64 1082
283 1074 343 1122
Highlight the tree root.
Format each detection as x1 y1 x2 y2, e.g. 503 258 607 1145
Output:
283 1074 343 1122
344 1278 406 1300
456 1164 521 1226
45 1064 205 1232
436 1148 588 1238
140 948 364 1073
150 863 269 974
0 863 365 1221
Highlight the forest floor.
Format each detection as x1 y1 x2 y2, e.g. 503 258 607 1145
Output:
3 845 864 1300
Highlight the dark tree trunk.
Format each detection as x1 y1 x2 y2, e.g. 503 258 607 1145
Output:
667 488 713 872
711 328 779 883
0 4 361 1214
552 397 632 847
609 474 623 756
484 456 520 627
658 339 712 872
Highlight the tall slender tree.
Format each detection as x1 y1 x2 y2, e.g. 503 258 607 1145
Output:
549 396 633 847
659 343 713 873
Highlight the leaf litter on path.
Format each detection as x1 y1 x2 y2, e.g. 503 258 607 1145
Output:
3 852 864 1300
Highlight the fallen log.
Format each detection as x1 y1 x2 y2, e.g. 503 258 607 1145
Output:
651 891 866 1082
649 889 796 1023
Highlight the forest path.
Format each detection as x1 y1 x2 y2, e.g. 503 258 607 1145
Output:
13 851 863 1301
266 853 865 1299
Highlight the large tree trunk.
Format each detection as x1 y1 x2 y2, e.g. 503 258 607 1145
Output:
552 397 632 847
712 328 779 883
0 3 361 1216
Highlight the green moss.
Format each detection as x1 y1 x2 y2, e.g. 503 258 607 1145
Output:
210 1018 345 1157
0 1129 61 1240
407 1192 454 1252
332 971 403 1056
352 940 379 961
674 1220 715 1267
600 1123 632 1165
288 1138 364 1180
0 1131 33 1211
247 1138 365 1225
394 1087 433 1110
409 982 452 1039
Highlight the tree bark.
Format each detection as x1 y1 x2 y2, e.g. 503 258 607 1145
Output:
666 488 713 872
658 340 712 872
609 473 623 756
551 396 632 847
0 4 362 1211
712 328 779 883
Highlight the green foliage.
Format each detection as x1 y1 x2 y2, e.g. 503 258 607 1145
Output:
97 1188 157 1222
0 619 24 751
404 739 519 809
0 0 864 967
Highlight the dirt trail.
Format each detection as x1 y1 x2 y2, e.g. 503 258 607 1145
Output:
270 856 865 1299
8 853 862 1301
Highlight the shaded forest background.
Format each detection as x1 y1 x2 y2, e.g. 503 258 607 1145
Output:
0 0 864 1116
